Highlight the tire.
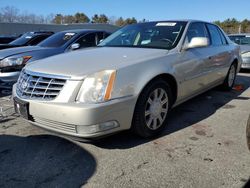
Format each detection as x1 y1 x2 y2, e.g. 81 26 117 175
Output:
132 79 173 138
221 63 237 90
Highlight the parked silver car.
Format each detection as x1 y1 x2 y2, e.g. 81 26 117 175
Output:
228 34 250 69
13 20 242 139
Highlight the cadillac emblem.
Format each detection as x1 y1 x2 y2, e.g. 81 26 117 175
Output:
20 80 29 90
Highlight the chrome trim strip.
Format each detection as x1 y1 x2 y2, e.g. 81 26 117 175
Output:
24 69 71 80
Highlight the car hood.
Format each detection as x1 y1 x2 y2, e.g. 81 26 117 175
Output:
239 45 250 53
25 47 167 79
0 46 51 60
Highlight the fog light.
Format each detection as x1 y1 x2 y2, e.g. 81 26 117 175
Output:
76 121 119 134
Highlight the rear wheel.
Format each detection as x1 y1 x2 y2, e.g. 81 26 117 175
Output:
221 63 237 90
132 79 173 138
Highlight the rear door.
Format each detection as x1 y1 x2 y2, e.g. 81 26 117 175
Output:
204 24 232 83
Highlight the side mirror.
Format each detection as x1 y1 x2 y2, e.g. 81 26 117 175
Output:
184 37 209 50
70 43 80 50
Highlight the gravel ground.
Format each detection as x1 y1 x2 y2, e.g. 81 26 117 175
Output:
0 73 250 188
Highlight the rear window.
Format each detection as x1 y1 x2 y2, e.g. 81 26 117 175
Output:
217 29 228 45
207 24 223 46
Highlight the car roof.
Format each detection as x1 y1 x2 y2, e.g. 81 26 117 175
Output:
132 19 214 26
25 31 54 35
58 29 108 34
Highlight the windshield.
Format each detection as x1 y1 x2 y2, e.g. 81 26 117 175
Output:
229 35 250 45
99 21 187 50
9 32 34 45
38 32 77 48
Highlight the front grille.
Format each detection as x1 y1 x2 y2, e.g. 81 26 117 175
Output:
17 70 67 100
34 117 77 133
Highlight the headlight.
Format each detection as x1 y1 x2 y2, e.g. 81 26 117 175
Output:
242 52 250 58
0 56 32 68
76 70 116 103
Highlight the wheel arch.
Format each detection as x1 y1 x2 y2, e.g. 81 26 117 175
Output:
232 58 238 67
137 73 178 106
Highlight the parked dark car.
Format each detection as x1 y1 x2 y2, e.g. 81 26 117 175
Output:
0 35 19 44
229 34 250 69
0 31 54 50
0 29 110 82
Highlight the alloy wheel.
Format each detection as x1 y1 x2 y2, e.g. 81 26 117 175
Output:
144 88 168 130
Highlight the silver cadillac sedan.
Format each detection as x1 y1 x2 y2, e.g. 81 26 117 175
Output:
13 20 242 139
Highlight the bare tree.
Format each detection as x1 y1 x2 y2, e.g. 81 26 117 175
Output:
45 14 54 24
1 6 19 22
108 16 117 25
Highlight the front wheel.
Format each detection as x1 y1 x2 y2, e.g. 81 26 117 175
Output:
132 80 173 138
221 63 237 90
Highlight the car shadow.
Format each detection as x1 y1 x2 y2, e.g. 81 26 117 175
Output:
93 74 250 149
243 179 250 188
0 134 96 188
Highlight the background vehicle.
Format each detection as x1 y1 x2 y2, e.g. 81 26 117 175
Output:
229 34 250 69
13 20 241 139
0 31 54 50
0 35 19 44
0 29 110 83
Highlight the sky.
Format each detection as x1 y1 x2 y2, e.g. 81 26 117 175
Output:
0 0 249 22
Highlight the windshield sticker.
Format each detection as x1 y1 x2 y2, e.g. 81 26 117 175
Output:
156 22 176 27
65 33 76 36
25 36 32 39
63 33 76 40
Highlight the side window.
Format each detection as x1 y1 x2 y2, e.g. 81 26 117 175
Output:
218 28 228 45
75 33 97 48
28 35 49 45
186 22 209 43
206 24 223 46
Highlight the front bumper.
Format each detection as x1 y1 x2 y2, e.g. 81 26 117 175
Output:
241 57 250 69
0 71 20 82
12 84 137 139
